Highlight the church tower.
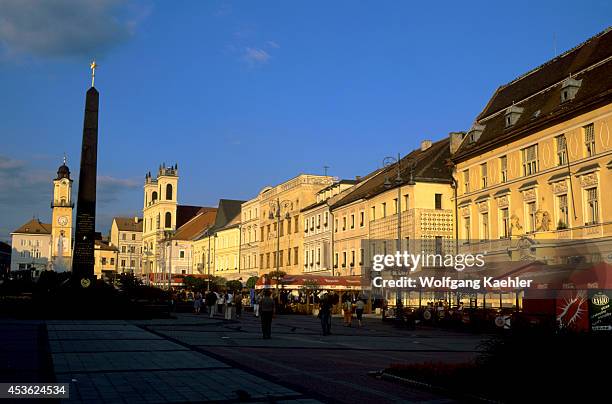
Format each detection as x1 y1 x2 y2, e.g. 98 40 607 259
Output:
51 157 74 267
142 163 179 277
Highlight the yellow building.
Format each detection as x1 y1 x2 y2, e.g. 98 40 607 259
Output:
301 180 358 275
240 195 261 279
50 158 73 268
331 139 455 277
191 199 242 282
11 158 74 273
214 211 241 280
141 163 215 284
257 175 334 276
94 239 118 279
109 217 143 274
452 28 612 264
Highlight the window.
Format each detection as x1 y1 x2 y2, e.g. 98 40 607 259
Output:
480 163 487 188
279 250 284 267
371 206 376 221
393 198 398 214
359 211 365 227
586 188 599 225
279 221 284 237
350 250 355 267
130 260 135 268
110 258 115 265
102 257 107 265
316 215 321 228
500 208 509 238
156 214 160 229
324 212 329 227
500 156 507 183
334 218 338 233
403 194 409 210
435 237 443 255
166 184 173 200
334 253 338 268
556 135 567 166
382 203 387 218
359 248 364 265
260 254 264 268
266 253 270 268
527 202 537 233
481 212 489 240
342 216 347 231
165 212 171 228
121 259 126 267
463 170 470 193
287 218 292 234
287 248 291 265
584 123 595 157
557 194 569 229
132 234 136 241
122 233 126 240
350 214 355 229
293 247 299 265
522 144 538 175
260 227 264 241
435 194 442 210
179 250 185 259
342 251 347 267
294 217 299 233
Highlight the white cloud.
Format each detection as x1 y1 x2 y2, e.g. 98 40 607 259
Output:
243 47 270 66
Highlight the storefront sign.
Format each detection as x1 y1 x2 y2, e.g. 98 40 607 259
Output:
589 290 612 332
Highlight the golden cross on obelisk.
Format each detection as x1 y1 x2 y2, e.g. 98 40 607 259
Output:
90 60 97 87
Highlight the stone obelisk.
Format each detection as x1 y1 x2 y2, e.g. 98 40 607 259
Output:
72 61 99 288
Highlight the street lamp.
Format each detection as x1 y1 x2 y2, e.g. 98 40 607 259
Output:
269 198 292 298
383 154 415 306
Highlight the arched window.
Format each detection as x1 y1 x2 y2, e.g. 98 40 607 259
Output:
165 212 172 228
152 191 158 202
166 184 173 200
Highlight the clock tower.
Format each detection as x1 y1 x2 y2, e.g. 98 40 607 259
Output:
51 157 74 268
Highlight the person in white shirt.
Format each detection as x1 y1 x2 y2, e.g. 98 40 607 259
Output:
224 292 234 320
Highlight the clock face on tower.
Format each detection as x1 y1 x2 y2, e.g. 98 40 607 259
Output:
58 216 69 227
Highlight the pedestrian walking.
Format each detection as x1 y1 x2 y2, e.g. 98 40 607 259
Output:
253 292 261 317
318 293 332 336
224 291 233 320
205 290 217 318
217 292 225 314
343 298 353 327
235 292 242 318
194 291 203 314
260 289 274 339
355 299 365 327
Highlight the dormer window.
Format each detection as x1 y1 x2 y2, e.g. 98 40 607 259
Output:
504 105 524 128
561 76 582 103
467 124 485 144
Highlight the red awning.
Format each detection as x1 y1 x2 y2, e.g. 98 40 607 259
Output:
255 274 367 290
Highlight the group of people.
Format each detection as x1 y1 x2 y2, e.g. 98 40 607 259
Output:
192 288 368 339
193 289 243 320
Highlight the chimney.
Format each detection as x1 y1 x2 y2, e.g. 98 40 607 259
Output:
449 132 465 154
134 216 139 224
421 140 432 151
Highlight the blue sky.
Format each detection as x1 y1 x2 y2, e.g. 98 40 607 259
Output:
0 0 610 241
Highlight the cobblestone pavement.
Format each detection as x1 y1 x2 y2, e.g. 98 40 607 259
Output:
139 312 488 403
45 318 321 403
2 313 487 403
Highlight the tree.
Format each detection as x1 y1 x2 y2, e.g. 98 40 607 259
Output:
245 276 259 289
226 280 243 292
183 275 207 291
